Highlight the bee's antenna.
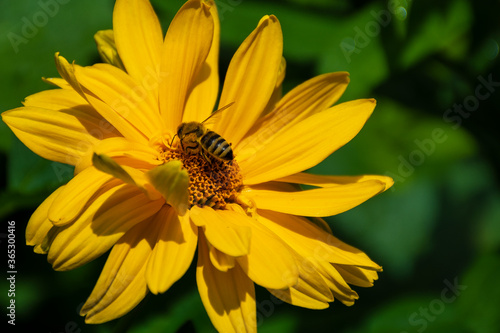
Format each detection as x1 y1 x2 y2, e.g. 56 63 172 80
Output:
169 133 177 147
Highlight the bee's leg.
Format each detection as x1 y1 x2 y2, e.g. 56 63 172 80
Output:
169 134 178 147
200 150 212 163
198 193 216 208
204 194 216 208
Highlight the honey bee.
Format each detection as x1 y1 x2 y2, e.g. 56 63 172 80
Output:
175 103 235 161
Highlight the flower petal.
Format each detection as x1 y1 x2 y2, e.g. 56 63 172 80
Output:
23 85 86 108
54 53 84 95
276 172 394 192
80 220 153 324
190 206 251 257
333 264 379 287
239 99 376 184
26 186 63 248
2 106 102 165
146 208 198 294
214 15 283 145
242 179 386 217
313 260 359 306
92 153 162 201
182 0 220 123
74 63 163 140
75 136 161 173
146 161 190 215
42 77 72 89
209 243 236 272
269 254 333 310
113 0 163 81
261 56 287 116
159 0 214 132
225 205 299 290
238 72 349 154
48 183 163 270
22 88 121 160
94 30 125 70
48 166 114 226
197 233 256 333
256 210 381 269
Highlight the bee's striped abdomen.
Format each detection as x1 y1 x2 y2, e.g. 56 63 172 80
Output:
201 130 233 161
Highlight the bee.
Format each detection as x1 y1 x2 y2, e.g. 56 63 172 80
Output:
174 103 234 161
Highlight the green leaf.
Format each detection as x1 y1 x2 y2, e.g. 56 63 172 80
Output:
399 0 472 68
455 255 500 333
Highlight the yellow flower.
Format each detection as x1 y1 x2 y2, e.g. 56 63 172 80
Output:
2 0 393 331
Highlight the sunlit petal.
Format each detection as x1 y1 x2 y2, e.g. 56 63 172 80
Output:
214 15 283 145
238 72 349 153
239 99 376 184
182 0 220 123
190 206 251 257
242 180 386 217
113 0 163 81
48 183 163 271
197 234 256 333
159 0 214 132
81 220 153 323
146 208 198 294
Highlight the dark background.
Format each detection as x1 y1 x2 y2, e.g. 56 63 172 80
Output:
1 0 499 332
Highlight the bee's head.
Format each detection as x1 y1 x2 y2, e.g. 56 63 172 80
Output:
178 122 204 139
177 123 186 138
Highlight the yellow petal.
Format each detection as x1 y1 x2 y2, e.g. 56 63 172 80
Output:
26 186 63 247
269 253 333 310
75 136 161 173
182 0 220 123
34 227 58 255
197 234 256 333
242 180 386 217
94 30 125 70
209 243 236 272
74 63 163 140
225 205 299 289
146 208 198 294
240 99 377 184
277 172 394 192
190 206 251 257
42 77 72 89
159 0 214 133
146 161 190 215
261 56 287 116
214 15 283 145
238 72 349 154
54 53 83 95
313 260 359 306
81 221 153 324
309 216 333 234
21 89 121 153
113 0 163 81
256 210 381 269
48 166 114 226
92 153 133 185
2 106 101 165
334 264 379 287
23 85 87 107
92 153 162 202
48 183 163 270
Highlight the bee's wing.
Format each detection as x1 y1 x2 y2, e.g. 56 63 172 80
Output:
201 102 235 126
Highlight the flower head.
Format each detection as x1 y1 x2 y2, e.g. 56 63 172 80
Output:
2 0 393 331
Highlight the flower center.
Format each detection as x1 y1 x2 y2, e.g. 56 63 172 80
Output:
153 136 243 210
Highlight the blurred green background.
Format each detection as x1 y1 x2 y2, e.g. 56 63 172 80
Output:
1 0 499 332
